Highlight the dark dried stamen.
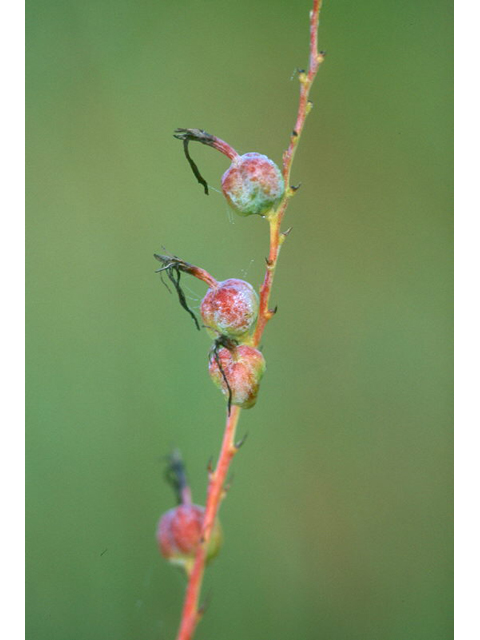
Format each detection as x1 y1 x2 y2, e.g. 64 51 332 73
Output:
214 348 233 415
165 450 189 505
211 336 237 416
174 128 217 146
169 266 200 330
174 129 215 195
158 271 172 294
154 254 200 330
183 138 209 195
173 128 239 193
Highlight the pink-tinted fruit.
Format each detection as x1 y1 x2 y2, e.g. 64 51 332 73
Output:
201 279 259 338
209 345 266 409
157 504 222 571
222 153 285 216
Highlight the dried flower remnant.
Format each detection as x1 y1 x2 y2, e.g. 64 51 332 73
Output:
154 253 218 329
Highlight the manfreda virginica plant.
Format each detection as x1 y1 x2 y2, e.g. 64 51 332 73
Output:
155 2 325 638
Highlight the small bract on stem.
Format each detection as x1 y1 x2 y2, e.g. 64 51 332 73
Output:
155 2 325 639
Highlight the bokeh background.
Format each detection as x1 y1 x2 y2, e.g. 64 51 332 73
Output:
26 0 453 638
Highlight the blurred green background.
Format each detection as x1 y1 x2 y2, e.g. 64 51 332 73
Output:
26 0 452 638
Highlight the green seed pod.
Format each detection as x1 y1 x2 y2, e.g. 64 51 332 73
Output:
222 153 285 216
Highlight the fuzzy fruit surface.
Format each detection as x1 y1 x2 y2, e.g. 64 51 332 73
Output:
201 279 259 338
222 153 285 216
157 504 222 569
209 345 266 409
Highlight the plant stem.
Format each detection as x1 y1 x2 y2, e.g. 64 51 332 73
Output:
255 0 324 345
175 405 241 640
283 0 324 187
252 210 284 346
174 2 324 637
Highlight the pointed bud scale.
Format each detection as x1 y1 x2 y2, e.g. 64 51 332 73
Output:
157 504 222 572
209 345 266 409
222 153 285 216
201 279 259 338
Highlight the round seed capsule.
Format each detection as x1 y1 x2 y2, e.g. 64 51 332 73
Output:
222 153 285 216
157 504 222 572
201 279 259 338
209 344 266 409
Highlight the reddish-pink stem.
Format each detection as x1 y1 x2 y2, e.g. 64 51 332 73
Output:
210 135 239 161
174 2 324 638
174 128 239 161
175 406 241 640
186 264 218 290
180 485 192 507
255 0 324 346
282 0 324 185
154 254 218 289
